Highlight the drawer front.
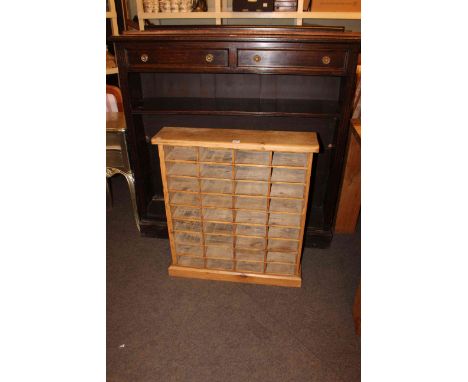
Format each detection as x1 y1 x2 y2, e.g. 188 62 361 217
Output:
127 46 229 68
237 49 347 72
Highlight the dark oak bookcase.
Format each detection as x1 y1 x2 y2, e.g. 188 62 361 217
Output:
113 26 360 247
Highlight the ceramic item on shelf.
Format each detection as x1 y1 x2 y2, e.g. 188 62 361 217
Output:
160 0 171 12
180 0 192 12
144 0 160 12
170 0 179 12
192 0 207 11
143 0 152 12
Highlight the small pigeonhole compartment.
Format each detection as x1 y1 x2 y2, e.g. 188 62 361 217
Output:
201 179 233 194
236 261 264 273
235 248 266 262
164 145 197 161
204 222 233 235
272 152 307 167
206 245 234 259
166 162 198 177
200 163 232 179
170 192 200 207
235 166 270 181
168 177 199 192
206 258 234 270
235 196 267 211
173 220 202 232
236 236 266 250
235 150 270 165
199 147 232 163
202 194 232 208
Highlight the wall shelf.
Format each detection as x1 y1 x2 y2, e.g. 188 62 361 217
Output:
131 97 340 117
107 0 119 78
106 0 119 35
140 11 360 20
135 0 360 29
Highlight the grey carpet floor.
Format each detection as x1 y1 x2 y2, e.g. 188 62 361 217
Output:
107 175 361 382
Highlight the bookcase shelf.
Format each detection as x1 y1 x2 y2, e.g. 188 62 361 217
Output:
132 97 340 117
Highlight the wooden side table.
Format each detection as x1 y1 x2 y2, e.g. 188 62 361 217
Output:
335 119 361 233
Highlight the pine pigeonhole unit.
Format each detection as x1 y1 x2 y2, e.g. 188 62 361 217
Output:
152 127 319 287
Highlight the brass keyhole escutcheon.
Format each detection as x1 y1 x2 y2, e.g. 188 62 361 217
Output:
140 53 149 63
205 53 214 63
322 55 331 65
253 54 262 63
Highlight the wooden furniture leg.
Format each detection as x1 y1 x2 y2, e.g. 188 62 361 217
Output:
107 111 140 232
335 119 361 233
353 280 361 336
122 172 140 232
106 168 140 232
106 178 113 210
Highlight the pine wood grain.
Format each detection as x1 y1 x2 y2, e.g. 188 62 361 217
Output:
152 127 320 153
169 265 302 287
155 127 318 286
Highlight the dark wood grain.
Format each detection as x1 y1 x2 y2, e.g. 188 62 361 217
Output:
126 45 229 68
237 49 347 73
121 41 354 75
112 26 360 43
324 50 360 231
132 97 340 117
113 26 360 247
115 50 153 219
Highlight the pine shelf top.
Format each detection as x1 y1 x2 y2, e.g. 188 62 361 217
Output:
152 127 320 153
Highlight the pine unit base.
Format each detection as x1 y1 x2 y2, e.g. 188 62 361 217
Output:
153 127 319 287
169 265 302 287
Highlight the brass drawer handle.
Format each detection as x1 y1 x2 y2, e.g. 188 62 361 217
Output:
322 55 331 65
140 53 149 63
253 54 262 63
205 53 214 63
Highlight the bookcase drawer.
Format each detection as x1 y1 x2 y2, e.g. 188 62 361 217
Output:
126 44 229 69
237 49 348 73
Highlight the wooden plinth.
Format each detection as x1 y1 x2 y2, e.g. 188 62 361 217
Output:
169 265 302 288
